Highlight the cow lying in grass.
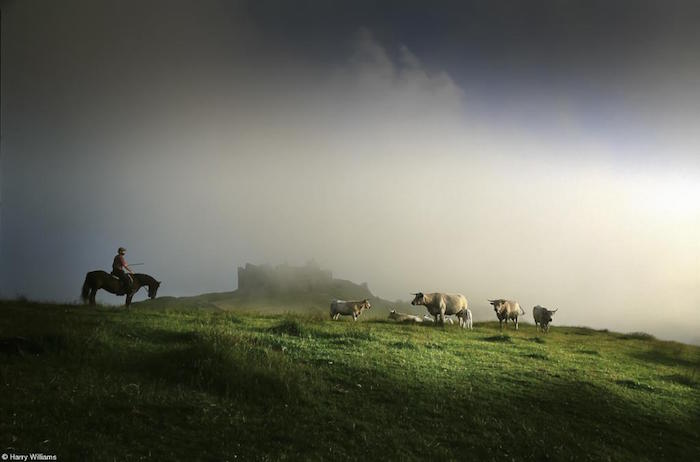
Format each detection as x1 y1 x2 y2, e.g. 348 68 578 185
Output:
330 299 371 321
422 315 453 325
388 309 423 323
423 312 472 328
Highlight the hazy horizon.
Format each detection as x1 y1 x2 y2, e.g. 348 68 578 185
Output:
1 1 699 344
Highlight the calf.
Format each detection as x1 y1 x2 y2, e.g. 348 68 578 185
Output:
458 308 473 330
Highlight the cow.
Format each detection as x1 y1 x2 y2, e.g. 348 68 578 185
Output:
533 305 558 333
462 308 473 330
330 299 371 321
422 314 453 324
411 292 470 328
388 309 423 323
489 299 525 330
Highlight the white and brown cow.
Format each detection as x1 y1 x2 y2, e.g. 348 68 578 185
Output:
489 299 525 330
411 292 470 328
330 299 371 321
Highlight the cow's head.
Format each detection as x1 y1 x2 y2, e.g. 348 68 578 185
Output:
361 299 371 310
411 292 425 306
489 299 504 311
543 308 558 323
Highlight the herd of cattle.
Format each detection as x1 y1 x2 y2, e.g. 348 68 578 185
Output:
330 292 559 332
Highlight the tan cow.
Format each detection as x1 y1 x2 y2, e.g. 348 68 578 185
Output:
330 299 371 321
489 299 525 330
411 292 470 328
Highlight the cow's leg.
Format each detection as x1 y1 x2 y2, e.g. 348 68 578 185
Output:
514 317 519 330
353 313 358 321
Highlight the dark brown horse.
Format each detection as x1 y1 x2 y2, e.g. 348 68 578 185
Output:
81 271 161 307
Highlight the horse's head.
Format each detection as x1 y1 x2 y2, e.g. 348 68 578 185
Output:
148 280 161 299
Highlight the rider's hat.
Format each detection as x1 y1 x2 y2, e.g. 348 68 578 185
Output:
118 247 126 254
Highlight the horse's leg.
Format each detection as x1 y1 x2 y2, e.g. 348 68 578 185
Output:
125 293 133 308
90 288 97 306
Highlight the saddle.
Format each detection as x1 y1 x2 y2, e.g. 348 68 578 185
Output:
111 273 133 295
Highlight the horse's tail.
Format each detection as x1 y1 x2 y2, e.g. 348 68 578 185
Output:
81 274 91 303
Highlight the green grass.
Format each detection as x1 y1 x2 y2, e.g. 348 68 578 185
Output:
1 301 699 461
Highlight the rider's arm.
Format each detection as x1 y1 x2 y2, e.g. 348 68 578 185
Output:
120 255 134 274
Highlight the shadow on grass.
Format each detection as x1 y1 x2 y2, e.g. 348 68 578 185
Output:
662 374 698 388
482 335 513 343
614 379 656 392
297 359 700 462
100 331 311 405
630 346 700 369
578 349 601 356
619 332 656 341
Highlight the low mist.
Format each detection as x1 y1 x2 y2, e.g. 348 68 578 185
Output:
2 1 699 344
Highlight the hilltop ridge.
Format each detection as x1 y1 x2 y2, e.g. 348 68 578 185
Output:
135 261 415 316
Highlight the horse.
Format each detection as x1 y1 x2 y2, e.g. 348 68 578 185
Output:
81 271 161 307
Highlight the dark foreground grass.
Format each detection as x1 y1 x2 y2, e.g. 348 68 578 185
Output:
1 301 699 461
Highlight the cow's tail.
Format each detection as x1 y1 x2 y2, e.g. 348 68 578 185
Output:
519 306 525 316
81 275 91 303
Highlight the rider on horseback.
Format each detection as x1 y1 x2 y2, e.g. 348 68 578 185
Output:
111 247 134 294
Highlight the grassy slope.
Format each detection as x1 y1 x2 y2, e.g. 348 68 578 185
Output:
1 301 698 461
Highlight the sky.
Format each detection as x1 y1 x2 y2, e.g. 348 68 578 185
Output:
1 0 699 343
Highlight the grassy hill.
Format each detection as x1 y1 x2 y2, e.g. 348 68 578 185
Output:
1 300 698 461
133 287 414 317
